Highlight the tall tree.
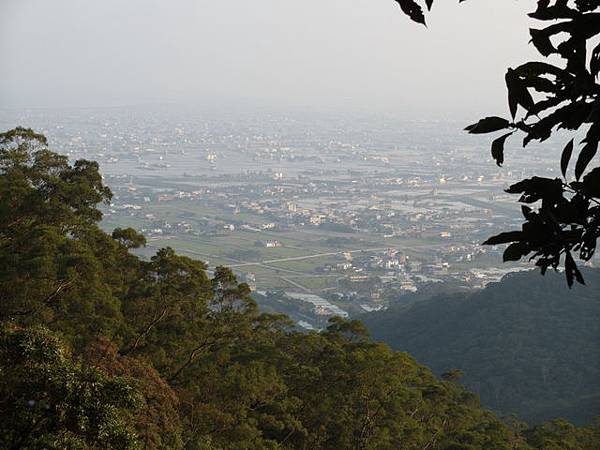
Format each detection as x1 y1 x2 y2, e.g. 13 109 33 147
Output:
0 128 143 344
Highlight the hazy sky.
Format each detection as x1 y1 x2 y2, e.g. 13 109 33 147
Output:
0 0 538 115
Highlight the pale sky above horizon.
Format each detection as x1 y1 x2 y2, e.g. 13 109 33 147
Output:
0 0 539 116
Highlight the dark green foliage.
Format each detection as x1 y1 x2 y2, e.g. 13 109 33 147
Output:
83 337 184 449
396 1 600 286
2 128 598 448
524 419 600 450
0 127 134 343
0 325 141 450
112 228 147 249
364 269 600 425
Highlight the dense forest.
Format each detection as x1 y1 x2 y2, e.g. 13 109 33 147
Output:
2 128 600 449
364 269 600 426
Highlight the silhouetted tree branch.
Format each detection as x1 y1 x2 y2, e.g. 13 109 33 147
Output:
396 0 600 286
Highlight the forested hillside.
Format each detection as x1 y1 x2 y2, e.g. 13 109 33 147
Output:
364 269 600 425
2 127 600 449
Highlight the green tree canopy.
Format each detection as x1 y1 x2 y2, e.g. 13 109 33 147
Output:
0 325 140 450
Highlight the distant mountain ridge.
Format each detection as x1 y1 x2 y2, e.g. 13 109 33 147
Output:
363 268 600 425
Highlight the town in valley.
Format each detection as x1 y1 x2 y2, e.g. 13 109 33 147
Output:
1 106 578 328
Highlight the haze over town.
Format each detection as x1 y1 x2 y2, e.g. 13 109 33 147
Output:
0 0 583 328
1 0 536 114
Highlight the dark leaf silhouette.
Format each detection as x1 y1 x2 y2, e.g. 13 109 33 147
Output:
565 251 585 287
582 167 600 197
465 117 510 134
395 0 600 289
506 68 535 118
503 242 529 262
576 124 600 179
529 28 557 56
483 231 523 246
491 132 513 166
394 0 426 26
560 139 574 178
591 42 600 79
575 140 598 180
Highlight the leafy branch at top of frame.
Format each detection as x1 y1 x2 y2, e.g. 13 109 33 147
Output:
394 0 600 286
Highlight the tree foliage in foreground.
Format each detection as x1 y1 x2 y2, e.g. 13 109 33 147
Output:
395 0 600 286
0 325 141 450
2 128 600 448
